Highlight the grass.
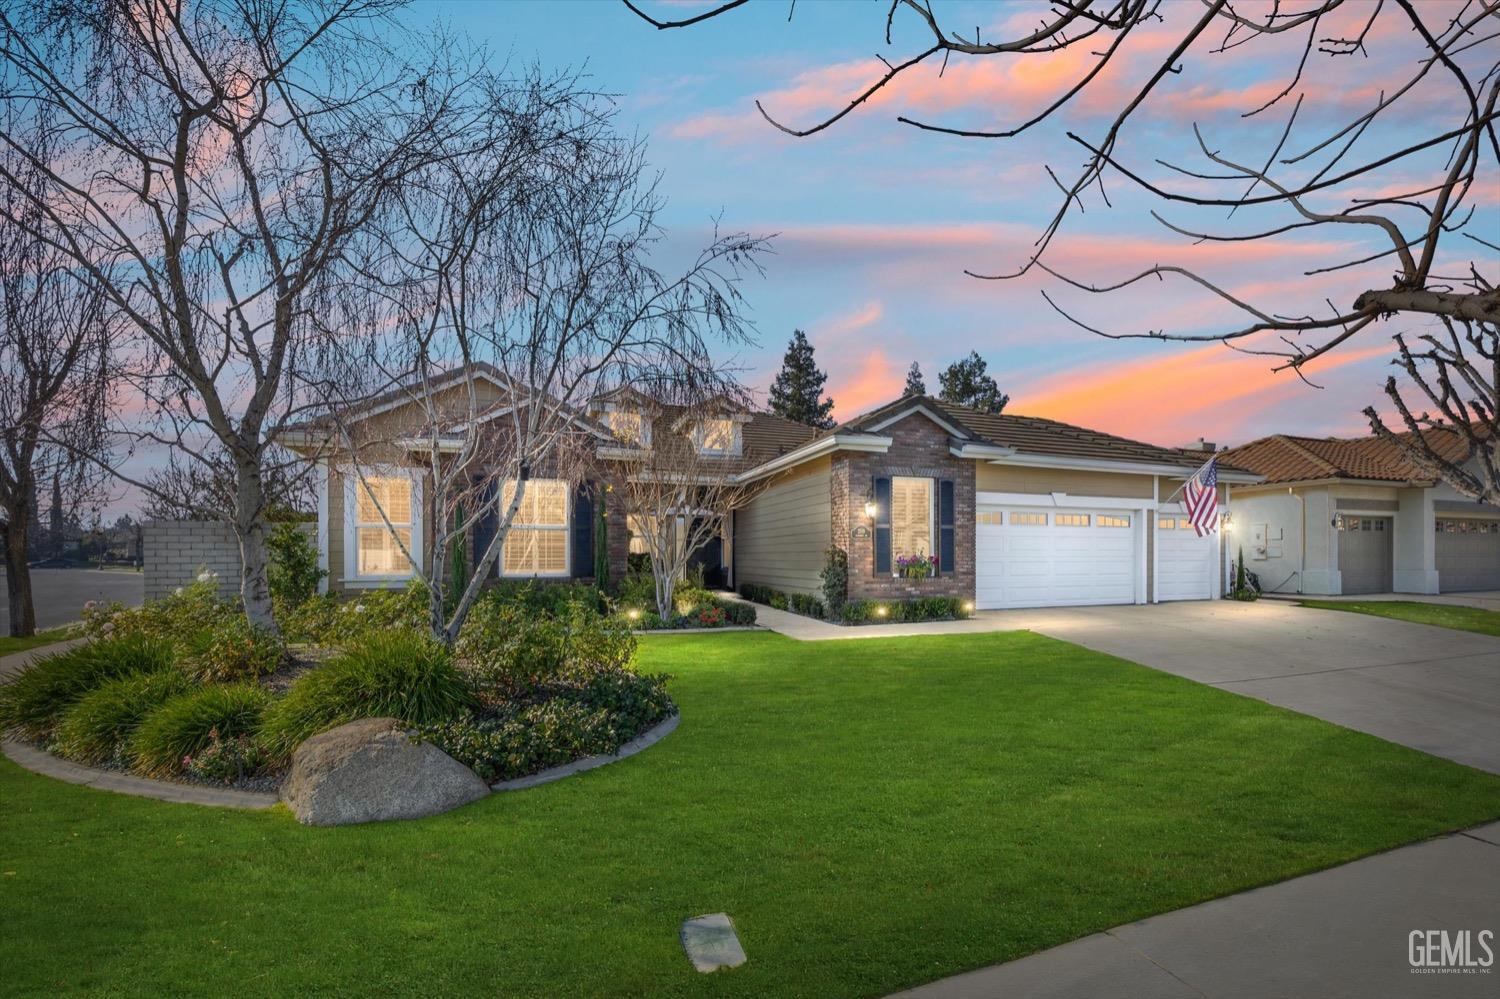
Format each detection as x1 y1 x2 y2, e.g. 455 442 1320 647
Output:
0 627 75 657
3 630 1500 997
1300 599 1500 637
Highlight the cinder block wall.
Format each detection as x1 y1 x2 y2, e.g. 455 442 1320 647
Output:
144 521 314 602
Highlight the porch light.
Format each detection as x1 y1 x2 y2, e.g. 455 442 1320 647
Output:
863 500 878 520
1221 512 1233 532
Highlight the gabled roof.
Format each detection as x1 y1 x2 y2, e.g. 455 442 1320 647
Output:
1220 429 1475 486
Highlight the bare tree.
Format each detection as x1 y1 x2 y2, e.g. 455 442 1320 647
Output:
613 380 769 620
327 86 769 644
626 0 1499 499
0 1 501 631
0 106 115 637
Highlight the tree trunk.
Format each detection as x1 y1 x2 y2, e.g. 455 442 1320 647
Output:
233 457 277 634
4 504 37 638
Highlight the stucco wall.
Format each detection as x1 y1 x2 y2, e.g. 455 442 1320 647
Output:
733 457 832 596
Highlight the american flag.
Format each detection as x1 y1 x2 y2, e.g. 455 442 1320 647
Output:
1182 457 1219 537
1182 456 1218 534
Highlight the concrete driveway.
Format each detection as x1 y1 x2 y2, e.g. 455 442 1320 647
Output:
0 568 144 632
980 600 1500 775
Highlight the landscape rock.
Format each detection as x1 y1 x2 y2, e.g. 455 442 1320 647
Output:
680 912 747 973
281 717 489 826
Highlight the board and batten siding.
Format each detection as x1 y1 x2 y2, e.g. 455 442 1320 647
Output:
734 456 832 596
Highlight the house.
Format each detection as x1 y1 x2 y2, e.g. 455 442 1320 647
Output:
1219 430 1500 595
283 371 1264 609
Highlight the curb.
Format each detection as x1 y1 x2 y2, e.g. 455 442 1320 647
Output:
491 712 680 791
1 738 278 810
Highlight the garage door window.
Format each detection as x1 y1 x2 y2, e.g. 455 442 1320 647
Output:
1010 512 1045 526
1055 514 1090 527
1098 515 1131 528
890 476 933 562
1438 519 1500 534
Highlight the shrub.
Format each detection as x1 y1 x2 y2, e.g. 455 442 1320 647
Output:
838 596 969 624
719 599 756 626
821 546 848 619
179 616 284 683
82 576 238 645
260 632 473 759
418 669 674 783
456 594 634 701
0 636 174 739
615 573 655 612
276 593 342 645
267 521 325 608
320 580 431 643
130 683 271 777
695 605 726 627
52 669 190 764
789 592 825 618
184 731 268 784
484 580 606 617
673 584 714 615
768 591 789 610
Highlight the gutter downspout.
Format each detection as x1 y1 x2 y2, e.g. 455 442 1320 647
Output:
1292 486 1306 594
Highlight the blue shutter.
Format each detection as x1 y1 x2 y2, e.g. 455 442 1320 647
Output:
570 482 594 579
471 478 499 580
874 477 892 575
938 479 955 576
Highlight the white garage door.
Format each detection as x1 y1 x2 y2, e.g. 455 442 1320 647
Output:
1156 515 1216 601
976 506 1139 609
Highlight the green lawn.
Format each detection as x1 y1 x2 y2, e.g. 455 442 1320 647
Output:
4 631 1500 997
1300 599 1500 637
0 627 75 657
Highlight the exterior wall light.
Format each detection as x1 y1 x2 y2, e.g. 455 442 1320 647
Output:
864 500 878 520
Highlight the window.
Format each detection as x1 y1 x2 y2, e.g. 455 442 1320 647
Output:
696 418 738 455
977 511 1004 525
1055 513 1090 527
1098 514 1131 528
1010 512 1046 526
1158 517 1176 530
1178 518 1192 530
890 476 933 565
627 514 650 554
351 474 418 578
500 479 569 576
605 410 648 446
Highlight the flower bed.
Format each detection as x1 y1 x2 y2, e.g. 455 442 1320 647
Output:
738 582 971 625
2 573 675 794
613 578 756 630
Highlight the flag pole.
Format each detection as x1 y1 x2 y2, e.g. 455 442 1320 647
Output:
1163 455 1215 506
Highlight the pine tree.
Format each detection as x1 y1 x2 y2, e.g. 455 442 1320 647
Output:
938 351 1008 414
768 330 835 428
903 362 926 397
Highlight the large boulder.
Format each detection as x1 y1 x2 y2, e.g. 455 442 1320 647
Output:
281 717 489 826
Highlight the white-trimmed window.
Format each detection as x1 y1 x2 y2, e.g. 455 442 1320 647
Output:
1098 514 1131 528
1056 513 1090 527
500 479 569 577
605 410 649 446
627 513 650 554
890 476 933 563
1010 512 1046 526
695 418 739 456
345 470 423 582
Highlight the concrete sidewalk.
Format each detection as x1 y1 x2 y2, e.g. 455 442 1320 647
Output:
895 821 1500 999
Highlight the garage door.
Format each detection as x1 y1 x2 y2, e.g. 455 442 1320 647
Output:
1156 515 1216 601
976 507 1138 609
1436 517 1500 591
1338 516 1393 594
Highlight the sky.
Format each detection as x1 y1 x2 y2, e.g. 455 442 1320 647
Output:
92 0 1500 518
400 0 1496 451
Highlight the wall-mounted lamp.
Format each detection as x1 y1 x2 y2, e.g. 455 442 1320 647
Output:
1221 512 1233 532
864 500 878 520
1331 513 1346 531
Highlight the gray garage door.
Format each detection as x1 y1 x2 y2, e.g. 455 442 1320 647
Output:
1339 516 1393 594
1436 517 1500 591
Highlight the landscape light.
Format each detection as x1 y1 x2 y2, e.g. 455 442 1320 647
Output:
627 608 641 621
875 605 888 618
962 601 974 614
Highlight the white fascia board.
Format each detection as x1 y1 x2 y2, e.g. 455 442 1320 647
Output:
989 452 1264 483
950 443 1016 460
355 369 513 423
394 437 466 453
865 404 971 439
1231 476 1428 492
734 433 892 484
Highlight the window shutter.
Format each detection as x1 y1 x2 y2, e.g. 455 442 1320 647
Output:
471 478 498 581
570 481 594 579
938 479 955 576
873 477 892 575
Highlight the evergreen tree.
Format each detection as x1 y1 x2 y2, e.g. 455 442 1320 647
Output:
768 330 835 428
938 351 1009 414
902 362 926 397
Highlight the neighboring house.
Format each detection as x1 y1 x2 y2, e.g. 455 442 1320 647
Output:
281 370 1265 609
1220 430 1500 595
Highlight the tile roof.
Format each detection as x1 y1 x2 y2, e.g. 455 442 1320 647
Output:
1219 429 1474 485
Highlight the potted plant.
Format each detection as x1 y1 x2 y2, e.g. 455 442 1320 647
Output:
896 553 938 580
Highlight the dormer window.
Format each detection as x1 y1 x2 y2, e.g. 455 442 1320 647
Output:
604 409 649 446
695 418 740 456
